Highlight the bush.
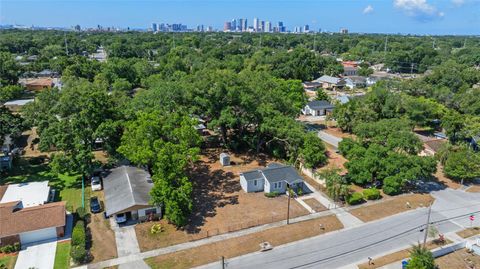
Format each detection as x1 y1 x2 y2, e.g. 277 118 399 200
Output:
347 192 364 205
0 243 20 253
70 245 87 264
363 188 381 200
71 220 86 247
383 176 403 195
76 207 87 220
264 191 280 198
150 223 164 234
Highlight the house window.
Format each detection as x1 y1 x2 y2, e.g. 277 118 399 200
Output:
278 182 282 189
145 208 157 215
274 183 278 189
254 180 257 186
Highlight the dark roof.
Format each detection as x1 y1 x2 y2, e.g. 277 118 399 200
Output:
104 166 154 216
424 139 446 153
306 100 335 110
241 163 303 184
0 201 66 237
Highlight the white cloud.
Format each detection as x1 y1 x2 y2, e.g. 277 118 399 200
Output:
393 0 444 20
452 0 465 6
363 5 374 14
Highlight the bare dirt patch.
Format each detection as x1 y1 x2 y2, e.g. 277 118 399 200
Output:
136 149 309 251
349 194 434 222
358 240 450 269
435 248 480 269
434 163 462 190
87 191 117 262
457 227 480 238
466 186 480 193
145 215 343 269
303 198 328 212
323 127 355 139
317 146 348 174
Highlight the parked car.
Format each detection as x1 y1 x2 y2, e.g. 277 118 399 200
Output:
91 176 102 191
115 213 127 224
90 196 102 213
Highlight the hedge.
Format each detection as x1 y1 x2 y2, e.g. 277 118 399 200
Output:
347 192 365 205
71 220 86 247
363 188 381 200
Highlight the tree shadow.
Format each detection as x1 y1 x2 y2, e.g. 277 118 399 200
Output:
184 162 239 234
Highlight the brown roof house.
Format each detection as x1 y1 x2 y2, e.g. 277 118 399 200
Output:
0 181 66 246
22 78 54 92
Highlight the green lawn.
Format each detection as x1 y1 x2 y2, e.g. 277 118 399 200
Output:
2 157 86 212
53 242 71 269
0 255 17 269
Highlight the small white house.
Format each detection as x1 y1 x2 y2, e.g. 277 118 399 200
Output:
220 153 230 166
240 163 305 194
302 100 335 116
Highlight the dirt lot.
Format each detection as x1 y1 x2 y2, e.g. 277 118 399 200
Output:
323 127 355 139
457 227 480 238
87 191 117 262
358 240 450 269
466 186 480 193
434 163 462 190
349 194 434 222
317 146 348 174
435 248 480 269
136 149 309 251
145 215 343 269
303 198 328 212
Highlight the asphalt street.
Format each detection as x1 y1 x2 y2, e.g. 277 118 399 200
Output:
200 188 480 269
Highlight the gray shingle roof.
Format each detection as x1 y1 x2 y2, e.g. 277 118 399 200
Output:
104 165 154 216
314 75 343 85
241 163 303 184
306 100 335 110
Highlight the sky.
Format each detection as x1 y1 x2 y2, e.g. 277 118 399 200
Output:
0 0 479 35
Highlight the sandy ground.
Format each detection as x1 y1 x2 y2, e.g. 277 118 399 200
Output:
466 186 480 193
145 215 343 269
323 127 355 139
88 191 117 262
317 146 348 174
434 163 462 190
435 248 480 269
303 198 328 212
457 227 480 239
136 150 309 251
349 194 434 222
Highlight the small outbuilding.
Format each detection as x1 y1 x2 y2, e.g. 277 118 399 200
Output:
220 153 230 166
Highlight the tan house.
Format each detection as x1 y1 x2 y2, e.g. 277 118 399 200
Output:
23 78 54 92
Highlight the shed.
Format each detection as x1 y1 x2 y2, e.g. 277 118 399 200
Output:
220 153 230 166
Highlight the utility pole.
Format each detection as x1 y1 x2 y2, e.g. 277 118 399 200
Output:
423 203 433 247
221 256 226 269
286 185 291 225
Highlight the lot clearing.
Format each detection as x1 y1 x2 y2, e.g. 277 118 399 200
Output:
349 193 434 222
88 191 117 262
435 248 480 268
145 215 343 269
136 149 309 251
457 227 480 238
358 239 451 269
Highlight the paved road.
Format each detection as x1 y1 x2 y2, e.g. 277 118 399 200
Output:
318 131 342 148
199 189 480 269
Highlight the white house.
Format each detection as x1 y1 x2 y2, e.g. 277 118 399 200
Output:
240 163 305 194
302 100 335 116
103 165 162 222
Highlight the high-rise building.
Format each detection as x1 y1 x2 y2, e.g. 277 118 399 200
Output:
151 23 158 32
303 25 310 33
240 18 247 32
224 21 232 32
236 18 242 31
231 19 237 31
253 17 259 32
260 21 265 32
278 21 285 33
74 25 81 31
265 21 271 32
294 26 301 33
340 28 349 34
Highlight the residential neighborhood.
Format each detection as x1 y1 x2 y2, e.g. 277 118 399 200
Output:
1 5 480 269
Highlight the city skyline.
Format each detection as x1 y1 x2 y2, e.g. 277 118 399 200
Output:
1 0 479 35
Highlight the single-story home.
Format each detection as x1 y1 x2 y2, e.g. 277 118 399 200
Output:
344 76 367 89
343 66 358 76
313 75 346 90
104 165 162 222
302 100 335 116
240 163 305 194
21 78 54 92
3 99 34 113
0 181 66 246
302 82 322 91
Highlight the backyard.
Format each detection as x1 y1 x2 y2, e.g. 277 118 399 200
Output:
135 149 310 251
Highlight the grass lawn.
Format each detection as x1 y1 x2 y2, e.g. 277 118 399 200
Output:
1 157 86 211
0 255 17 269
53 242 71 269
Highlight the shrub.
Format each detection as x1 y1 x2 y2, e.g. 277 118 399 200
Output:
0 243 20 253
76 207 87 220
363 188 381 200
347 192 364 205
70 245 87 264
71 220 86 247
383 176 403 195
150 223 164 234
264 191 280 198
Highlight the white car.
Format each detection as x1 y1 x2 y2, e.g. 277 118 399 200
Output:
91 176 102 191
115 213 127 224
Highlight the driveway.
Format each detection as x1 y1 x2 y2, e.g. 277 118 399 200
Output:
318 131 343 148
15 240 57 269
110 219 150 269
